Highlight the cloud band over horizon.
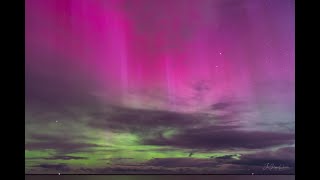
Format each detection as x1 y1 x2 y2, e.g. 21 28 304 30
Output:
25 0 295 174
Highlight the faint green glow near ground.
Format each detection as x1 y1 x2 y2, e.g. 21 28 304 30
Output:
25 130 232 171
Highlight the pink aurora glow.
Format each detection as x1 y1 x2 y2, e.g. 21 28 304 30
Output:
25 0 294 113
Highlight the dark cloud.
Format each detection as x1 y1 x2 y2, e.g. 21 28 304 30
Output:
44 155 88 160
235 147 295 166
210 102 231 110
87 105 211 132
144 158 217 168
25 142 100 153
26 134 102 153
215 155 237 160
84 98 250 134
78 168 95 173
193 80 211 92
143 126 294 150
229 147 295 174
26 155 88 160
29 134 65 141
26 101 294 173
29 133 98 142
25 49 97 108
32 103 294 152
141 147 294 174
34 163 71 172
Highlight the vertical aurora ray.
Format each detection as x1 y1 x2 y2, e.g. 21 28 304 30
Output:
25 0 294 174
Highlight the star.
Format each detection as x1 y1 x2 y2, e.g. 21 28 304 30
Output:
219 52 222 55
216 65 219 68
56 120 58 123
58 173 60 175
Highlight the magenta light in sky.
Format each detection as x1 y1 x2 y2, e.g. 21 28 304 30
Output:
25 0 294 174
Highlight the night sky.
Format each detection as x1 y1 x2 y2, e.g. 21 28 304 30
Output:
25 0 295 174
